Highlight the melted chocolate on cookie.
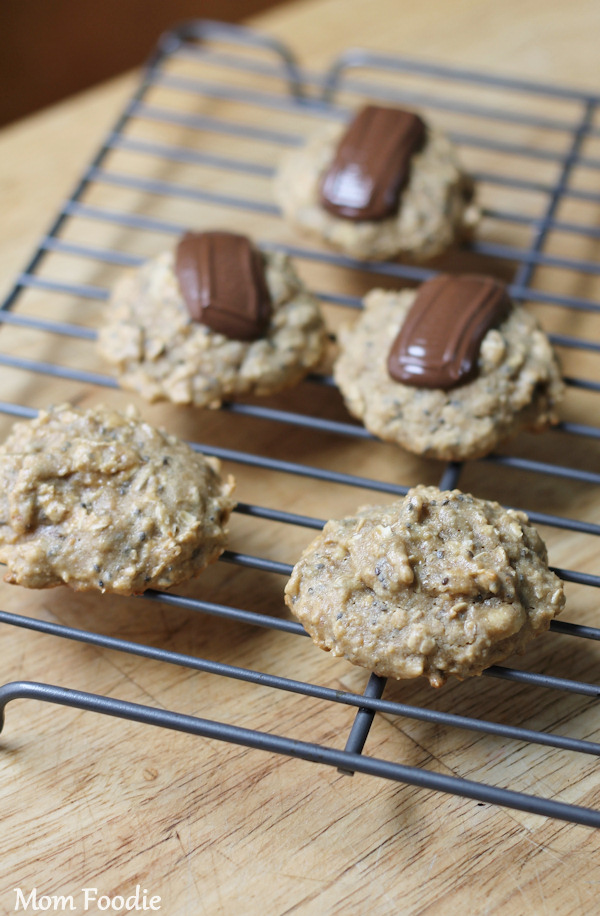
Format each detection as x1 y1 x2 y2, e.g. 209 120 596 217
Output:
387 274 512 389
319 105 427 221
175 231 272 341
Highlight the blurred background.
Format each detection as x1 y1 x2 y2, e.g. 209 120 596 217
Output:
0 0 284 128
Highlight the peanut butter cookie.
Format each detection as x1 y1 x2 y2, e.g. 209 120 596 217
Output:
99 233 327 409
334 278 564 460
0 403 235 594
274 105 478 261
285 486 565 686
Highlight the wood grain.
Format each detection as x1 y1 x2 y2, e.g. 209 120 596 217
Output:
1 1 600 914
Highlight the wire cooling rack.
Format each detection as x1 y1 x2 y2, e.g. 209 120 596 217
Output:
1 19 600 827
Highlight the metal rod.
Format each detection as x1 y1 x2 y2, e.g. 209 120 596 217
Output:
1 682 599 828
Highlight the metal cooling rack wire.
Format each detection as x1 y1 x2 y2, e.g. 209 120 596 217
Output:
1 395 600 826
0 619 599 829
2 678 600 828
1 20 600 824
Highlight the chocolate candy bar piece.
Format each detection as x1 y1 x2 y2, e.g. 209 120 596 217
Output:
319 105 427 221
387 274 512 389
175 231 272 341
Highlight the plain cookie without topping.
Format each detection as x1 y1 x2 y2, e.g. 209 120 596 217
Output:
334 287 564 460
284 486 565 687
98 247 327 409
274 119 478 262
0 404 235 594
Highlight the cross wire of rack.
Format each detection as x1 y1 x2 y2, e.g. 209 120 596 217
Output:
1 19 600 828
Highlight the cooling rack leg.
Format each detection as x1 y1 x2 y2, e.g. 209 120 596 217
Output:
338 673 387 776
438 461 463 491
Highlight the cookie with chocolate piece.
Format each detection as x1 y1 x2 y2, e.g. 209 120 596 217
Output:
99 231 327 408
274 104 478 261
334 275 564 460
284 485 565 687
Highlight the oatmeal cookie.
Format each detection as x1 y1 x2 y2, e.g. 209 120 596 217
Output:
98 235 327 409
0 403 235 594
284 486 565 686
274 105 478 261
334 281 564 460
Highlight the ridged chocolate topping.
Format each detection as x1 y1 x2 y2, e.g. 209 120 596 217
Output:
387 274 512 389
319 105 427 221
175 231 272 341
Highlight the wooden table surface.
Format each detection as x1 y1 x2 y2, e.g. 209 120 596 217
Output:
1 1 600 913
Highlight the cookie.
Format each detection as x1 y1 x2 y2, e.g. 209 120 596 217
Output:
274 104 478 261
334 276 564 460
0 403 236 594
284 486 565 687
98 231 327 408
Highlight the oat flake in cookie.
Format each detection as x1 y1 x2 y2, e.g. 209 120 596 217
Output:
274 104 478 261
0 404 235 594
334 278 564 461
284 486 565 687
98 231 327 409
